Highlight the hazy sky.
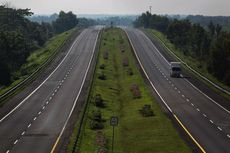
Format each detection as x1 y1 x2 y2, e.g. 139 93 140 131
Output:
1 0 230 16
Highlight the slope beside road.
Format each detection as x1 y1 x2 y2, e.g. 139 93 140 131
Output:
125 28 230 153
0 27 100 153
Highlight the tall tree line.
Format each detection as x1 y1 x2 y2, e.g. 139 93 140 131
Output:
134 12 230 86
0 5 78 86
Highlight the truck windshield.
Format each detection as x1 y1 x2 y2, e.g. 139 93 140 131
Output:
172 67 181 71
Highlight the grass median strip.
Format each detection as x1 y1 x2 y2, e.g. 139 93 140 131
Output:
72 28 191 153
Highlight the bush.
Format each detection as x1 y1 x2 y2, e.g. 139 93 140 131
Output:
100 64 105 69
139 105 155 117
96 131 107 153
89 110 104 130
103 51 109 60
98 73 106 80
130 83 141 99
90 120 104 130
94 94 105 107
122 57 129 67
127 68 133 76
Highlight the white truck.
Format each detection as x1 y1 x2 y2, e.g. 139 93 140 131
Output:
170 62 182 77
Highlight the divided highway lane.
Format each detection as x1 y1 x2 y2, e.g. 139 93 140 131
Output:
0 27 100 153
125 28 230 153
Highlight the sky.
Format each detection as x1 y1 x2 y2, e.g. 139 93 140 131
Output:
1 0 230 16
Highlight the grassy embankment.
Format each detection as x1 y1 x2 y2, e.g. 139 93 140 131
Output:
69 28 191 153
0 29 76 103
146 29 230 100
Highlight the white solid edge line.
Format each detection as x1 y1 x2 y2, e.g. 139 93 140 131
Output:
184 79 230 114
50 29 100 152
150 30 230 95
141 29 230 115
124 29 172 113
0 30 86 123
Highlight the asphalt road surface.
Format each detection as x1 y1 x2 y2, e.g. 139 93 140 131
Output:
0 27 100 153
125 28 230 153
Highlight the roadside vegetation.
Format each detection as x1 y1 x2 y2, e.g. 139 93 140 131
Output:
69 28 191 153
0 5 79 101
134 12 230 92
0 5 78 87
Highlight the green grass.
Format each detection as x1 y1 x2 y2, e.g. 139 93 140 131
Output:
0 29 76 97
146 29 230 100
73 28 191 153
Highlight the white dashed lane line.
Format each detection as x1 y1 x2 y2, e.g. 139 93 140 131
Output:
210 120 214 124
21 131 25 136
203 114 207 117
13 140 18 145
218 127 223 131
27 124 31 128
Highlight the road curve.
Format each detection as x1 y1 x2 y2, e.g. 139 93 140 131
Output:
125 28 230 153
0 27 100 153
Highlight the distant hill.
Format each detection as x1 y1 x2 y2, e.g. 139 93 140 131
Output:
186 15 230 31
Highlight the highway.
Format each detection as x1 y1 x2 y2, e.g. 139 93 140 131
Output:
0 27 100 153
125 28 230 153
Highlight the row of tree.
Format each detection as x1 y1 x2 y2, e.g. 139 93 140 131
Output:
0 5 78 86
134 12 230 85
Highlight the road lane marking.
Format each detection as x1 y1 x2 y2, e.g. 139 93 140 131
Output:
218 127 222 131
33 117 37 121
38 111 41 115
21 131 25 136
203 114 207 117
50 30 100 153
49 97 52 100
186 99 189 102
28 124 31 128
227 134 230 138
184 79 230 114
42 106 45 110
210 120 214 124
178 91 181 93
6 150 10 153
173 114 206 153
0 31 84 122
182 95 185 98
196 108 200 112
191 103 194 106
125 29 206 153
14 140 18 145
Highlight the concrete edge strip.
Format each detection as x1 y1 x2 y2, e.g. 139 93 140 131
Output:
50 30 99 153
124 28 206 153
147 30 230 96
0 30 86 123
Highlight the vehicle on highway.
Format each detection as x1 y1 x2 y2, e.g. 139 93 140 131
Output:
170 62 182 77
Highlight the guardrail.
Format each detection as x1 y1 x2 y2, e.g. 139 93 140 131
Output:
0 28 81 104
143 30 230 96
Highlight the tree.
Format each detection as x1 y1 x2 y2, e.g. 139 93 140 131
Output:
52 11 78 33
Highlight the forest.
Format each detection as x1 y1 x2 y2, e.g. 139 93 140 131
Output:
0 5 78 86
134 12 230 86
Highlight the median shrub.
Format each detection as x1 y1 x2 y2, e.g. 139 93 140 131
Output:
122 57 129 67
93 94 105 108
98 73 106 80
99 64 105 69
103 51 109 60
127 68 133 76
89 110 104 130
130 83 141 99
96 131 107 153
139 105 155 117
